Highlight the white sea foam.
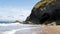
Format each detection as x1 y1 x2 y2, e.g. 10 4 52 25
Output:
0 23 20 26
2 28 32 34
0 23 42 34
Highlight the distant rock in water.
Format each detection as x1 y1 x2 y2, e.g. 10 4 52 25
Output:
25 0 60 25
15 20 22 23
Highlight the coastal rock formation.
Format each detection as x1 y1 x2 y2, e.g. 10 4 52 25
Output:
25 0 60 25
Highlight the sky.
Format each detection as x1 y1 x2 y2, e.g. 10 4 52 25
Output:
0 0 40 21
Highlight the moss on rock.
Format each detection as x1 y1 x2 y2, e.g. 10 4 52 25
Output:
25 0 60 25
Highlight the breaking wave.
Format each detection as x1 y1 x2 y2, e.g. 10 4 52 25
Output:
0 23 42 34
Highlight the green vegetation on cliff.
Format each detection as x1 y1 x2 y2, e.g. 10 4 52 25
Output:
25 0 60 25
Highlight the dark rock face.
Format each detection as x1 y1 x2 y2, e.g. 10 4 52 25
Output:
25 0 60 25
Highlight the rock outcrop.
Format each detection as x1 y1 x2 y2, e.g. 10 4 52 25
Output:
25 0 60 25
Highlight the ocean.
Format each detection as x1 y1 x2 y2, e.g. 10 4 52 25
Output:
0 23 42 34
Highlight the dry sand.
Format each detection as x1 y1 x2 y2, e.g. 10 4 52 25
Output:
40 25 60 34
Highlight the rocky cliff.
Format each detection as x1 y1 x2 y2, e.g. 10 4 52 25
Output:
25 0 60 25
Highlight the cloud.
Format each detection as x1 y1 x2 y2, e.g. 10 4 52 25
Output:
0 7 31 21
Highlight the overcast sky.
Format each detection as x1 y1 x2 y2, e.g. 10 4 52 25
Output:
0 0 40 21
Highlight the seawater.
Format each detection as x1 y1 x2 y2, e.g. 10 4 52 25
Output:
0 23 42 34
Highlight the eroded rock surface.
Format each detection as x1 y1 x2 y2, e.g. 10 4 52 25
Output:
25 0 60 25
